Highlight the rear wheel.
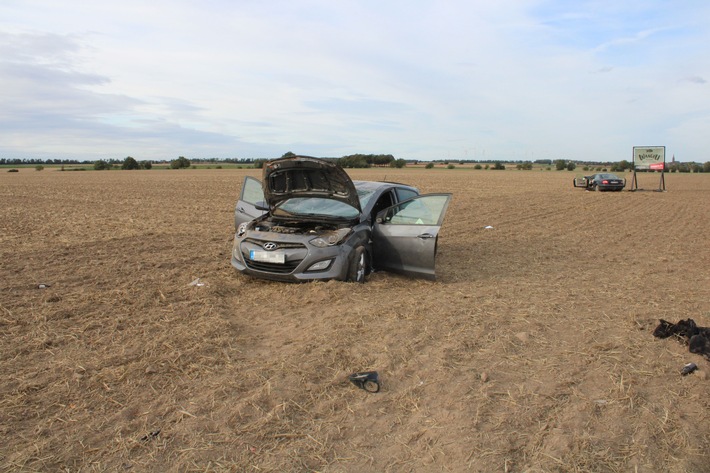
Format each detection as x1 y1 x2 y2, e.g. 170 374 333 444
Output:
347 246 367 283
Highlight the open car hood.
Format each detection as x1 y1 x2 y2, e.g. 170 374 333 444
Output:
262 156 361 213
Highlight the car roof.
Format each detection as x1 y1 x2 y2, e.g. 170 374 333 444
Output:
353 180 418 192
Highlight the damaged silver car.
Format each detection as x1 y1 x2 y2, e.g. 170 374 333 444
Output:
231 156 452 283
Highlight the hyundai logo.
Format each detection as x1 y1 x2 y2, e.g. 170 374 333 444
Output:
262 242 278 251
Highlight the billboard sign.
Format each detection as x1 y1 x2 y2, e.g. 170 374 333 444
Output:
633 146 665 170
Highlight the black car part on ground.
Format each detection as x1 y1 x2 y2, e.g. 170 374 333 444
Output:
653 318 710 360
348 371 380 393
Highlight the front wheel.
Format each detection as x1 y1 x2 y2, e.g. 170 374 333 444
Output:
347 246 367 283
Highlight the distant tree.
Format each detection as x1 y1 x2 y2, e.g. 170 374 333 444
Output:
391 158 406 168
253 159 266 169
425 162 434 169
566 162 576 171
94 160 109 170
141 161 152 170
516 161 532 170
555 159 567 171
281 151 296 158
170 156 191 169
492 162 505 170
373 155 394 166
35 165 44 171
338 156 370 168
447 164 455 169
473 164 482 170
122 156 140 170
704 161 710 173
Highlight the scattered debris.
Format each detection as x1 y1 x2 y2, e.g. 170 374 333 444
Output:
480 372 489 383
484 225 494 229
37 283 51 289
189 278 206 287
653 318 710 360
140 429 161 442
681 363 698 376
349 371 380 393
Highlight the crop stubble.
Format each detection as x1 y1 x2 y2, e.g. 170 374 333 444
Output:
1 168 709 472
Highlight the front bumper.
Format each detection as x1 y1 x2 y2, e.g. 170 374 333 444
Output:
230 235 352 282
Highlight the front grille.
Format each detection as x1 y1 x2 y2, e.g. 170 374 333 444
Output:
241 238 307 274
244 238 306 250
244 258 303 273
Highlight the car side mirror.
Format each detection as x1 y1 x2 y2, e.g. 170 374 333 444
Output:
255 201 269 211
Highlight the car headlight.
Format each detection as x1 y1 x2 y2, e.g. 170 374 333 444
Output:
237 222 248 238
309 228 351 248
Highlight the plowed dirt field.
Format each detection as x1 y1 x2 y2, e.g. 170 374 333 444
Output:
2 167 709 472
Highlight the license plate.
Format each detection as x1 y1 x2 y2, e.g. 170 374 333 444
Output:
249 250 285 264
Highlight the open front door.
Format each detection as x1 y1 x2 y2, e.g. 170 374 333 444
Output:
234 176 267 229
372 193 452 280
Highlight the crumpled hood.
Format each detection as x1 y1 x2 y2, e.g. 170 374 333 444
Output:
262 156 361 213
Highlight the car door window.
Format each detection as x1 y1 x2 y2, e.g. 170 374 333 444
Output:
241 176 264 204
382 194 450 226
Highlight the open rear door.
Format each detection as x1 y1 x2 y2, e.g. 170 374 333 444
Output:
573 177 590 188
234 176 267 229
372 194 452 280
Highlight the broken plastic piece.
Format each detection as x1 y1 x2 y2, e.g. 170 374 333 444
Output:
484 225 494 229
189 278 205 287
141 429 161 441
349 371 380 393
681 363 698 376
37 284 51 289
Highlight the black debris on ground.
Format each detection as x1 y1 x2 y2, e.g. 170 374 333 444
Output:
653 319 710 360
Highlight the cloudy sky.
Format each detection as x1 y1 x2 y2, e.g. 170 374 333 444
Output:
1 1 709 162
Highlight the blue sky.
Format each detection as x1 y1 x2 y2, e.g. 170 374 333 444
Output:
1 1 709 162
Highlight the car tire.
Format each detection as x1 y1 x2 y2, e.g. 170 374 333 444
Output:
347 246 367 283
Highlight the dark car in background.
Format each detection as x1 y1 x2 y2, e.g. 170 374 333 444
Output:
573 173 626 192
231 156 452 283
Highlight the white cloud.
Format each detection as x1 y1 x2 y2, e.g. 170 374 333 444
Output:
1 0 709 161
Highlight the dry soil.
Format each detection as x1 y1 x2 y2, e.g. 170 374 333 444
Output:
1 167 709 472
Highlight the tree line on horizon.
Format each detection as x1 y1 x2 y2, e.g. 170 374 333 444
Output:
2 155 709 173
